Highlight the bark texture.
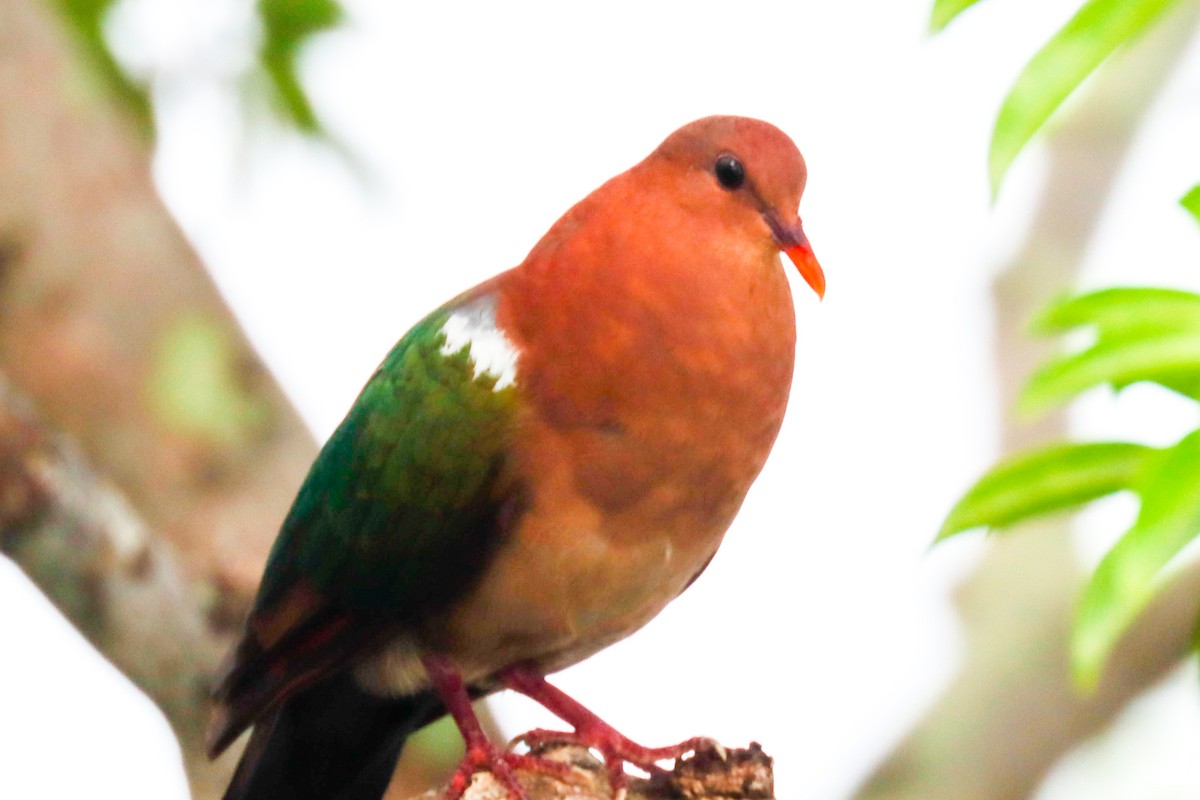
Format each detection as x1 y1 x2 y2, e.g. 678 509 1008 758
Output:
0 376 237 797
0 0 315 797
410 744 776 800
0 0 315 603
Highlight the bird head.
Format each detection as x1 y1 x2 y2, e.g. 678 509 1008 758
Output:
649 116 825 299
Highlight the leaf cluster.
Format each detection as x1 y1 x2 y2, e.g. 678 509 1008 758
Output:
54 0 343 138
933 0 1189 196
932 0 1200 687
941 289 1200 687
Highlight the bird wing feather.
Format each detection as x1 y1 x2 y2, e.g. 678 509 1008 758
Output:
208 285 524 756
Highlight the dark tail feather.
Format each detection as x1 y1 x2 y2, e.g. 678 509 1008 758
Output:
221 673 443 800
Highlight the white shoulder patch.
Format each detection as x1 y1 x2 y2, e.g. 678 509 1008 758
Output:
439 294 520 390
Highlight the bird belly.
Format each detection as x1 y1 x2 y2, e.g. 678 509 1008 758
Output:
421 465 736 684
353 501 724 697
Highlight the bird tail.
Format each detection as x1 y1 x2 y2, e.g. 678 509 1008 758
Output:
220 672 443 800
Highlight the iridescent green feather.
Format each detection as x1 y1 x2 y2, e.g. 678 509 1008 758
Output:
259 296 521 614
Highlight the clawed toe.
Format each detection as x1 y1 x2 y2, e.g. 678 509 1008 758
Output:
445 740 521 800
507 727 576 752
444 738 587 800
507 726 714 793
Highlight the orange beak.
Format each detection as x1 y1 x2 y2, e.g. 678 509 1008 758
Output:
768 215 825 300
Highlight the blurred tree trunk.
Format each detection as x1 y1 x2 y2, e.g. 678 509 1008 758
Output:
0 3 500 798
0 0 315 797
855 7 1200 799
0 0 315 603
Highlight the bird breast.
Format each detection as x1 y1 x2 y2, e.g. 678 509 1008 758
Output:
422 235 795 682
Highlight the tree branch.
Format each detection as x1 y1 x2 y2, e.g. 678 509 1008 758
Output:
0 1 318 796
0 375 234 799
408 745 776 800
0 0 315 605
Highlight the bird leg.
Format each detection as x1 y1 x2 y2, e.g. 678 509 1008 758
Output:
500 663 720 794
422 655 578 800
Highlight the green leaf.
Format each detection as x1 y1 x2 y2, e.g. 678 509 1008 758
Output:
1183 183 1200 226
1073 430 1200 688
1020 330 1200 414
257 0 344 134
1029 288 1200 403
930 0 988 32
54 0 153 136
1033 287 1200 339
938 442 1152 540
990 0 1182 195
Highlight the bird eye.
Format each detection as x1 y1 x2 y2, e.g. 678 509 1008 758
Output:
714 155 745 190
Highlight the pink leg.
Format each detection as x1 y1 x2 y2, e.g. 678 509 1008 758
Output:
423 655 576 800
500 663 717 793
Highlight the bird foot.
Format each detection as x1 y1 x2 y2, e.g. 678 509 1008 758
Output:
424 654 584 800
500 664 723 793
430 657 719 800
444 738 581 800
510 727 722 793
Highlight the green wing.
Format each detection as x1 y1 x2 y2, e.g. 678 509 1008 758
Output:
257 287 523 618
208 285 527 756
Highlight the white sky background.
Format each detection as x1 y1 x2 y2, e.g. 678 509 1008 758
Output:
3 0 1200 798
